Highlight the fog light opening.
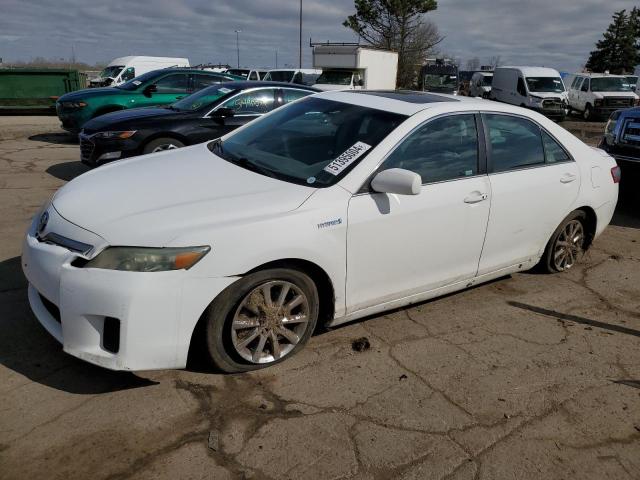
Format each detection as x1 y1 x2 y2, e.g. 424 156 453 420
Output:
103 317 120 353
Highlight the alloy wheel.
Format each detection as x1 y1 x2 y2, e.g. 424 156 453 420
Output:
553 219 584 271
152 143 179 152
231 281 310 364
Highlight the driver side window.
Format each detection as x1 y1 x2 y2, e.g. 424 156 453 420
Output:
581 79 590 92
517 77 527 96
381 114 479 184
121 67 135 82
154 74 189 94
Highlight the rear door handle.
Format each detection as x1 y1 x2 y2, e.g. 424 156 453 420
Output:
464 192 488 204
560 174 577 184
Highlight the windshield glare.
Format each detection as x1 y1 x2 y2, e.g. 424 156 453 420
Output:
172 85 238 111
316 71 353 85
264 71 294 82
211 97 407 187
591 77 632 92
526 77 565 93
100 66 123 79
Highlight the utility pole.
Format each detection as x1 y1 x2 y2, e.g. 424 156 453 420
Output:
298 0 302 68
234 30 241 68
275 50 278 69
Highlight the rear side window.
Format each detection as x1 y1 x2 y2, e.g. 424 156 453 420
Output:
542 131 570 164
192 74 226 90
154 74 189 93
381 114 479 184
282 89 312 103
485 114 545 172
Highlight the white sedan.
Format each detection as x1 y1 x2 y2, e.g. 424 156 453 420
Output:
22 91 619 372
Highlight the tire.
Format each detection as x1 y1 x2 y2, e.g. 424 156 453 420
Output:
538 211 588 273
583 104 592 121
203 268 319 373
143 137 185 154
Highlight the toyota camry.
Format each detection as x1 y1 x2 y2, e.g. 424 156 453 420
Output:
22 90 619 372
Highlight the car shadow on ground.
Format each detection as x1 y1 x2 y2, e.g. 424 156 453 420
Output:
0 256 159 395
28 132 77 145
45 161 89 181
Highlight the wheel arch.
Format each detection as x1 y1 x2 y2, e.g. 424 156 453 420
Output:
575 205 597 250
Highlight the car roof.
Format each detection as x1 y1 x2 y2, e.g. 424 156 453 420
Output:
572 72 628 79
214 81 320 91
497 66 561 77
315 89 472 115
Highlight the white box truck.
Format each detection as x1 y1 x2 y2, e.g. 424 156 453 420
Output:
311 43 398 91
89 56 190 87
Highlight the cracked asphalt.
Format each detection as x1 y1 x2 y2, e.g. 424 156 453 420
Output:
1 116 639 479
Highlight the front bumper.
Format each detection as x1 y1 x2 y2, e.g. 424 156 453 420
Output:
21 228 237 371
79 133 140 167
56 104 92 134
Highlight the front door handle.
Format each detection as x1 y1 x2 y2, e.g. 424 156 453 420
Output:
560 173 577 184
464 192 488 204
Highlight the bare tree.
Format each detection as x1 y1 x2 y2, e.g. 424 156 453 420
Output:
465 57 480 71
488 55 502 69
343 0 443 88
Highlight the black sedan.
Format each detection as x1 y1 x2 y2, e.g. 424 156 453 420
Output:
79 81 318 166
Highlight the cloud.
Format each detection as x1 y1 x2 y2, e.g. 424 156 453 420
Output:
0 0 632 72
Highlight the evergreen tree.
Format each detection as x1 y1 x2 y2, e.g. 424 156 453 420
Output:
586 9 640 74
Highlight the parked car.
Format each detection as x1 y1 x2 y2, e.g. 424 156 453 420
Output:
23 91 619 372
600 107 640 163
225 69 268 81
79 82 318 166
56 68 243 133
263 69 321 85
469 71 493 98
566 73 638 121
490 66 568 121
89 56 189 87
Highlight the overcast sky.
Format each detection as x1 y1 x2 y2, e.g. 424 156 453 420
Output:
0 0 635 72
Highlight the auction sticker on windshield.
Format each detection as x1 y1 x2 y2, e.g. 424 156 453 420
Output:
324 142 371 176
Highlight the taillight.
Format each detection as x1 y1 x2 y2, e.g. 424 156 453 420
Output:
611 166 621 183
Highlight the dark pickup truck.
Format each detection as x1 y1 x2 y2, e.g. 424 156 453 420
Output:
600 107 640 163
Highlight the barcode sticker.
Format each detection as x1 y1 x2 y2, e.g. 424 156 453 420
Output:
323 142 372 176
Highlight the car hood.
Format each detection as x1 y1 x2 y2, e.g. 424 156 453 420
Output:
58 87 127 102
313 84 352 91
529 91 568 99
52 143 315 246
83 107 189 131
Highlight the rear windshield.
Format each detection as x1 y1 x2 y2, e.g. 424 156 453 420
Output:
210 97 407 187
172 84 239 111
264 71 295 82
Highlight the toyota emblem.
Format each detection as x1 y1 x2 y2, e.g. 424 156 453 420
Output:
37 210 49 234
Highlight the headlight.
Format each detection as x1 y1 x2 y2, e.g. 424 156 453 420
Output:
92 131 137 140
84 246 210 272
529 95 543 103
61 101 87 109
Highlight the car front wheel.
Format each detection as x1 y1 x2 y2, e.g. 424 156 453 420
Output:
143 137 185 154
203 268 319 372
539 211 588 273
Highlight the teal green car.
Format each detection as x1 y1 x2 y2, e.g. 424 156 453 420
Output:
56 68 244 133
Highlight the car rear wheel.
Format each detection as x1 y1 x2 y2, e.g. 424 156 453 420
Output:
143 137 185 154
203 268 319 372
539 211 587 273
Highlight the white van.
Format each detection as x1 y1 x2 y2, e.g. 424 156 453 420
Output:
263 69 322 86
490 66 568 121
566 73 638 120
469 71 493 98
90 56 190 87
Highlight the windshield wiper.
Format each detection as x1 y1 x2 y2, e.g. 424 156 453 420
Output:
230 156 278 179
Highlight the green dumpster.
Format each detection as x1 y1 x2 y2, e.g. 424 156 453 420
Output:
0 68 88 111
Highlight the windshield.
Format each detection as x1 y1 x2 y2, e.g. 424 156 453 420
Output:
100 66 124 79
591 77 633 92
264 71 294 82
315 70 353 85
210 97 407 187
525 77 565 93
116 70 163 90
423 74 458 90
481 75 493 86
172 85 239 111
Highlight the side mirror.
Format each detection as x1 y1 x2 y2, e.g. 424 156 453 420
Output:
143 84 157 97
212 107 235 118
356 78 364 87
371 168 421 195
